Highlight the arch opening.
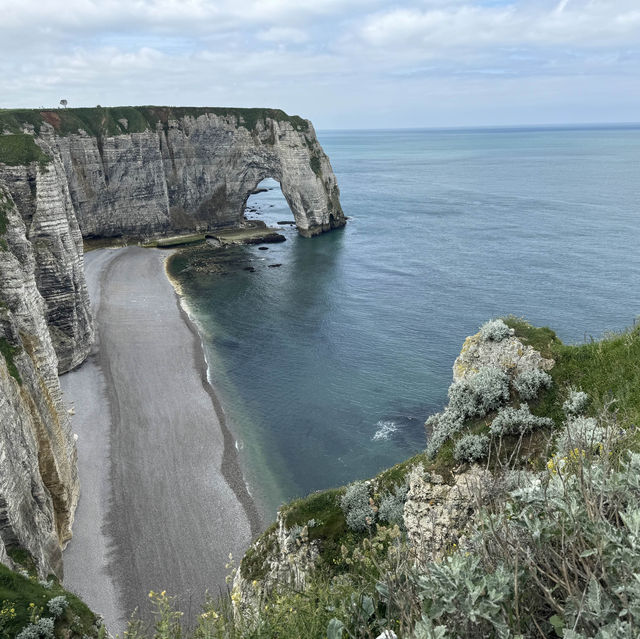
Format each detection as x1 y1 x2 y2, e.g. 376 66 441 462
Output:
243 177 297 232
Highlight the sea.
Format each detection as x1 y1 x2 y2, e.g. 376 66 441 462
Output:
168 125 640 521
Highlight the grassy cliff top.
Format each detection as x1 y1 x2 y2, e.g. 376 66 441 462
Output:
0 105 310 137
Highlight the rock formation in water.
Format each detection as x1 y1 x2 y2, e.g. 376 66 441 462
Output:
0 187 79 578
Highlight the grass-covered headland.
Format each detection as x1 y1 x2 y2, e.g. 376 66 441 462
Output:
0 106 309 139
4 317 640 638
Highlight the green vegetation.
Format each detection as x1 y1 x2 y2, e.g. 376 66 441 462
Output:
0 337 22 384
0 562 99 638
0 106 309 139
0 134 50 167
505 316 640 431
309 154 322 176
156 233 206 248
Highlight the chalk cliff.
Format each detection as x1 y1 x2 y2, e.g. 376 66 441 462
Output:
1 106 345 240
0 187 79 578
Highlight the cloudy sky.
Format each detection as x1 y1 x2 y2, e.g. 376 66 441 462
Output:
1 0 638 128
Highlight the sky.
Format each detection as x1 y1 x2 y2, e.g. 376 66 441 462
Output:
1 0 639 129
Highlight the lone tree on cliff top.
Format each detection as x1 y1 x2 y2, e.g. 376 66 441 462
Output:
59 99 67 108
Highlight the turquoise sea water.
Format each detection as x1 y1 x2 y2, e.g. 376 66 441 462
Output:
170 126 640 520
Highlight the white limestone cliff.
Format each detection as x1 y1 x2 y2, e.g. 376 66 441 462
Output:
0 187 79 578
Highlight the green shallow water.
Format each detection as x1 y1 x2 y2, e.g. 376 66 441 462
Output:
168 126 640 520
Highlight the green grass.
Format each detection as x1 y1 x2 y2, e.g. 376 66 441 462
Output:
0 106 309 139
0 563 98 638
0 337 22 385
0 134 51 167
506 317 640 430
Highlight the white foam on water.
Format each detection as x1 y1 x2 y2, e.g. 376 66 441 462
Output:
372 420 399 441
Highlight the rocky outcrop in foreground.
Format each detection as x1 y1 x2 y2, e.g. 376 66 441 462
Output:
0 188 79 578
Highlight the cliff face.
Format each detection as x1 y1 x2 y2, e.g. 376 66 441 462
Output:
1 107 345 240
0 187 80 578
0 157 94 373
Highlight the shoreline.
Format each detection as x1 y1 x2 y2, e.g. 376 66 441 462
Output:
62 247 260 633
164 254 262 538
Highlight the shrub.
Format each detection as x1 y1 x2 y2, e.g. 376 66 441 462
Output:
340 482 375 532
425 410 465 458
478 319 511 342
409 440 640 638
46 596 68 619
378 485 408 528
555 415 608 455
453 434 490 463
16 616 55 639
490 403 553 437
448 367 510 419
512 368 552 401
563 389 589 416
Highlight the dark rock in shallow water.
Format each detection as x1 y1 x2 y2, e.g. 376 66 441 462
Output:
243 266 256 272
250 188 268 195
243 233 286 244
258 246 269 250
268 263 282 268
278 221 296 225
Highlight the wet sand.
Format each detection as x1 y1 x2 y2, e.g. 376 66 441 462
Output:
61 247 260 634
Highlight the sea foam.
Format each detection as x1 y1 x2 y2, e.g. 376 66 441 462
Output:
372 420 399 441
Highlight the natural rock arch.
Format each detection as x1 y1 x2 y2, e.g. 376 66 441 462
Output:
15 108 346 239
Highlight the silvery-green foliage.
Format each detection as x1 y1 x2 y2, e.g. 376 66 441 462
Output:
425 410 464 458
16 617 55 639
409 451 640 638
555 416 608 454
414 553 514 638
46 595 68 619
341 482 375 532
411 618 448 639
478 319 512 342
563 389 589 416
38 579 53 590
378 484 408 528
285 524 304 550
326 617 344 639
453 434 490 463
448 367 510 420
490 403 553 437
427 367 509 458
513 368 552 400
495 452 640 637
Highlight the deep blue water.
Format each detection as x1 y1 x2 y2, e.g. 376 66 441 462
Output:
170 126 640 519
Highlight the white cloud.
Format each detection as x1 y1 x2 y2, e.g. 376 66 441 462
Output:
257 27 309 44
0 0 638 127
355 1 640 53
